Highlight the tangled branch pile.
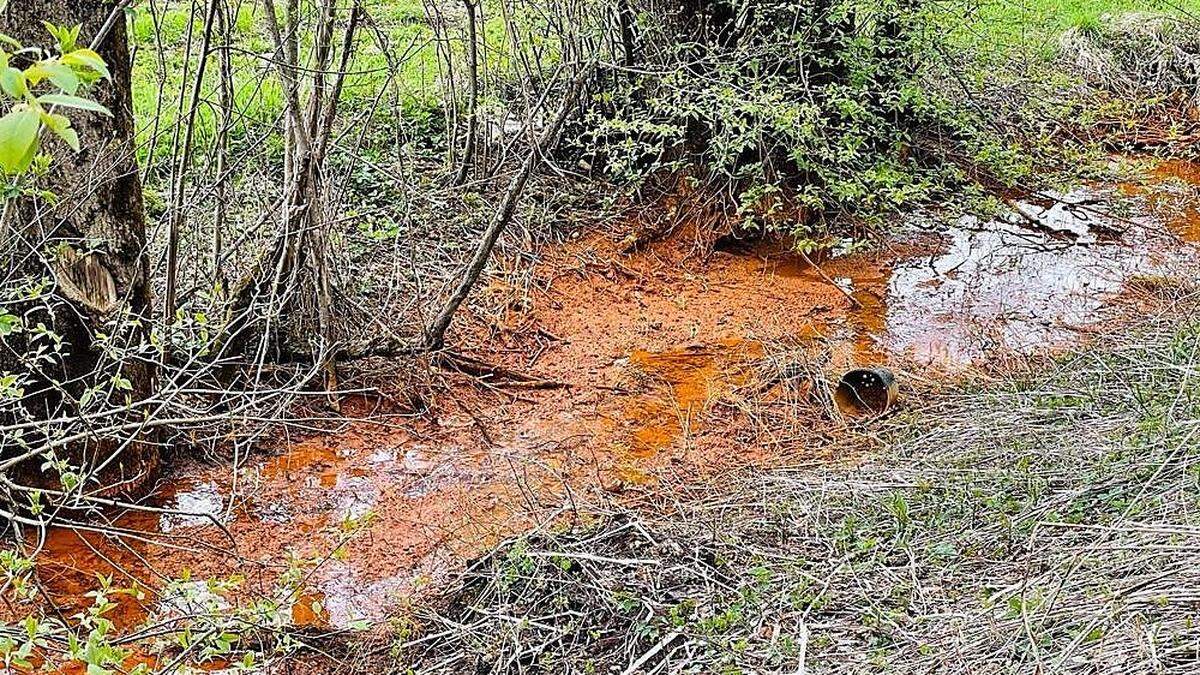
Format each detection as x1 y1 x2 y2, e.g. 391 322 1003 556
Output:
1058 12 1200 151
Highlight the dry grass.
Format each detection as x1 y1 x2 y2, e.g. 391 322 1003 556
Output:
1060 12 1200 103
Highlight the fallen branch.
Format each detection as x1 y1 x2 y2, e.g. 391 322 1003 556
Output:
798 250 861 310
435 351 568 390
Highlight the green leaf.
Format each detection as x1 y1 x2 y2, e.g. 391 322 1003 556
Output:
41 22 79 53
59 471 79 492
54 125 79 152
41 112 79 151
16 142 40 175
0 106 41 175
38 61 79 94
62 49 110 80
38 93 110 116
0 373 26 400
0 311 19 336
0 66 26 98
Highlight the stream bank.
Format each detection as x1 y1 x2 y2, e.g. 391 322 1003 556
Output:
15 157 1200 665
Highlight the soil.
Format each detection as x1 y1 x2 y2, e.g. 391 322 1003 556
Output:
11 158 1200 671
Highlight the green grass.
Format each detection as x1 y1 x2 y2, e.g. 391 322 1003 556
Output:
129 4 282 167
966 0 1200 37
942 0 1200 61
125 0 464 169
122 0 565 175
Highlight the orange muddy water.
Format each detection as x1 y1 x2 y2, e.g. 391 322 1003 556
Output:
12 159 1200 668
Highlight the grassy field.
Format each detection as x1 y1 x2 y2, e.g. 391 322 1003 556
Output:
127 0 447 167
969 0 1200 35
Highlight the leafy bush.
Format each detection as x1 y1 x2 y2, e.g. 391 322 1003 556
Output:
585 0 947 234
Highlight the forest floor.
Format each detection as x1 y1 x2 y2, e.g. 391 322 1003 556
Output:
17 154 1200 670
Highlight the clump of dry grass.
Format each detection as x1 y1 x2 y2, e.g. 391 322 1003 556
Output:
715 336 846 451
1060 12 1200 103
394 513 778 673
393 284 1200 673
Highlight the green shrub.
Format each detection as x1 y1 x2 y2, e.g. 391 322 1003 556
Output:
585 0 946 234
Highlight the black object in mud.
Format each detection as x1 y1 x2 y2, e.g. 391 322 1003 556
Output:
835 367 898 415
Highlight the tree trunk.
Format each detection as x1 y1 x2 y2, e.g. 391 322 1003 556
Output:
453 0 480 186
221 1 359 411
0 1 156 498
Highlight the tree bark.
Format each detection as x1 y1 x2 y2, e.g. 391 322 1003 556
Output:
0 1 156 497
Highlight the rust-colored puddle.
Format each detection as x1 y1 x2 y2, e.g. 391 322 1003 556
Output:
1137 159 1200 242
13 160 1200 666
35 510 161 630
611 340 762 483
26 432 481 636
